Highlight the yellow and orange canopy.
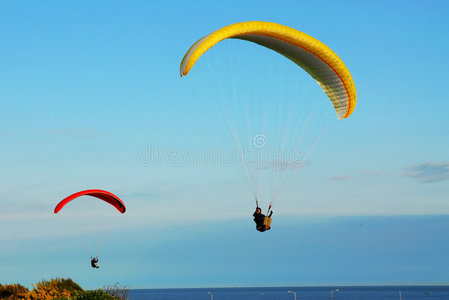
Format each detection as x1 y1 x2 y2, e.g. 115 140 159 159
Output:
180 21 356 119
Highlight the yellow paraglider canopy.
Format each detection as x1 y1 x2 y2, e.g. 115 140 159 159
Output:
180 21 356 119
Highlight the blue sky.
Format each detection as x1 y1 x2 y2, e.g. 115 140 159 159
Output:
1 0 448 290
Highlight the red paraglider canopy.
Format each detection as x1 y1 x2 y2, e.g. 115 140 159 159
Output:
54 189 126 214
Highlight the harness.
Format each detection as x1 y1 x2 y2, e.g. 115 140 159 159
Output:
255 199 273 231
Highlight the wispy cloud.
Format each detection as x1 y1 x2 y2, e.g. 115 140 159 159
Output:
43 128 99 139
257 160 309 171
329 171 384 181
329 175 354 181
360 170 384 177
0 201 50 220
403 162 449 183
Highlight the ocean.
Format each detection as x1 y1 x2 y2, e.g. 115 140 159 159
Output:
128 286 449 299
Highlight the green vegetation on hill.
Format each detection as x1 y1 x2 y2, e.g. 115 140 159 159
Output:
0 278 128 300
0 283 28 299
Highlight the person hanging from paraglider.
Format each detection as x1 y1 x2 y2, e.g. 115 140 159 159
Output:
253 200 273 232
91 256 99 269
53 190 127 270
